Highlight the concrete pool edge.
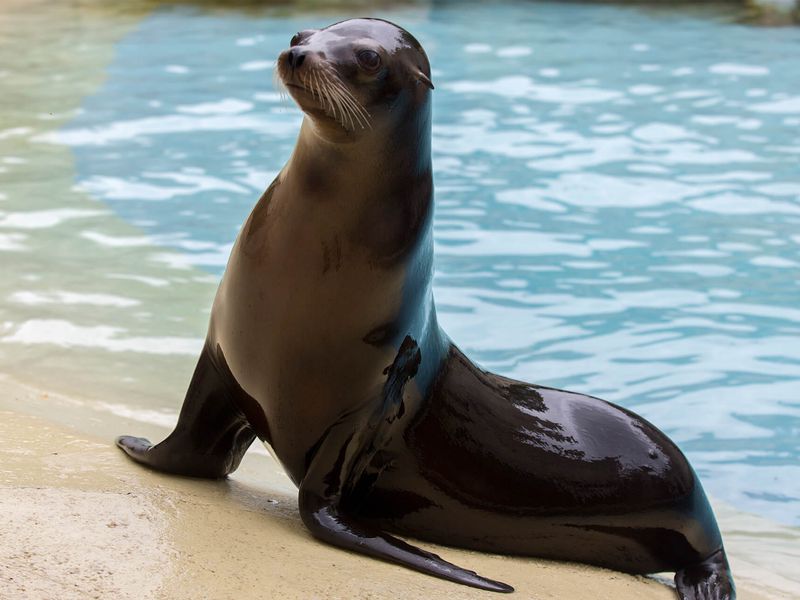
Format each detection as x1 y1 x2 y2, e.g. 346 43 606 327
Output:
1 374 795 600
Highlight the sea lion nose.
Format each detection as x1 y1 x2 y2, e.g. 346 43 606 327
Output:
287 48 306 69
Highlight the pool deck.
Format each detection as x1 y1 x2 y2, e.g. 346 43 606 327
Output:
1 375 790 600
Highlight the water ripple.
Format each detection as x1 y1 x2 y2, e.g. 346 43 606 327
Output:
16 2 800 526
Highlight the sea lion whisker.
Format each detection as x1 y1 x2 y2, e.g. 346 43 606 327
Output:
329 84 361 129
332 85 356 131
330 87 353 130
321 71 352 130
309 70 324 111
325 77 367 130
317 68 364 131
316 69 345 126
312 70 324 108
305 70 315 97
330 80 370 130
327 74 370 126
312 72 326 117
323 74 364 117
273 66 290 104
316 70 340 124
307 70 329 116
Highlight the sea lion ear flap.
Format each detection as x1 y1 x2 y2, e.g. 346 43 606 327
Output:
415 70 434 90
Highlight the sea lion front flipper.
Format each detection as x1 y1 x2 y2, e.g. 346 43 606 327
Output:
297 489 513 593
296 337 513 594
116 344 256 479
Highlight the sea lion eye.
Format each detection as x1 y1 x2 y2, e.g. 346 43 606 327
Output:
357 49 381 72
290 32 302 46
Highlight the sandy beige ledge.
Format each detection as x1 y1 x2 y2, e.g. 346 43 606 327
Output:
0 379 788 600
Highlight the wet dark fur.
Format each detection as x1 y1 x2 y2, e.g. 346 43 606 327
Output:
116 18 735 599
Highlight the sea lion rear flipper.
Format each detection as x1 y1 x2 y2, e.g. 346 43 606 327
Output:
297 489 513 593
675 548 736 600
116 344 256 478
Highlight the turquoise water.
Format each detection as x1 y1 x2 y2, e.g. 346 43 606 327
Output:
57 2 800 525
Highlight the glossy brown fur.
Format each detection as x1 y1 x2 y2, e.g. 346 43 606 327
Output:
116 18 734 598
360 346 716 574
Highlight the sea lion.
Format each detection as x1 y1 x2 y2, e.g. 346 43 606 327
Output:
116 18 736 599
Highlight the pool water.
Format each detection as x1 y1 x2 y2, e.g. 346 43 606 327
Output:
3 0 800 534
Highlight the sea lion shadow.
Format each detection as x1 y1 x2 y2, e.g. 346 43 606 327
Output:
220 471 308 533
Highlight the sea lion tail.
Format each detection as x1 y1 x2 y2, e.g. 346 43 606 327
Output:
675 548 736 600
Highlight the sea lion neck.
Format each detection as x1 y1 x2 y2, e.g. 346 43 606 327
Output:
307 84 430 152
273 102 433 266
286 94 432 197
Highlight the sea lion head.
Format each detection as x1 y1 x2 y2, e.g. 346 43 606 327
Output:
276 18 433 140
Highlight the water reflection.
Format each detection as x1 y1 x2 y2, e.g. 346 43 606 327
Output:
2 1 799 528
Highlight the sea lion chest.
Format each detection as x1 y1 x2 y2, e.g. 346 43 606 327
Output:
207 177 405 482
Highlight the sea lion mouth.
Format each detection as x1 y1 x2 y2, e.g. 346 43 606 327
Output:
276 57 371 131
